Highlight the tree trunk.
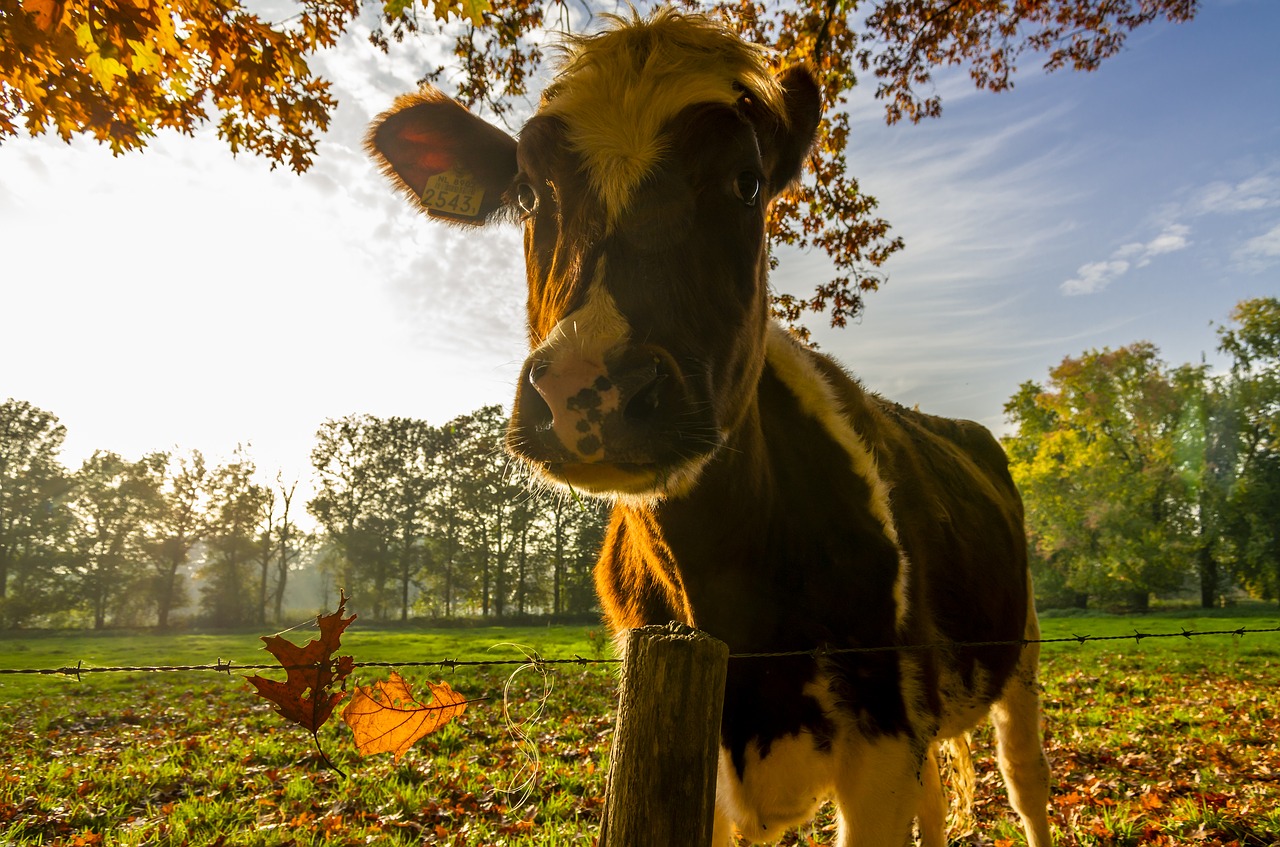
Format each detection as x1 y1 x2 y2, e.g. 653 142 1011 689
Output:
481 528 491 617
157 557 176 630
400 530 412 622
1198 543 1219 609
258 554 270 626
273 563 287 624
517 527 527 615
273 534 289 624
493 508 506 618
443 528 454 618
552 512 565 616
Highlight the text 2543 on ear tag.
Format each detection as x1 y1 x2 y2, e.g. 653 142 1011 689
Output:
421 168 485 223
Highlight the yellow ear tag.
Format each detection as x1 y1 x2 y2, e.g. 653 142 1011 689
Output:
421 168 486 223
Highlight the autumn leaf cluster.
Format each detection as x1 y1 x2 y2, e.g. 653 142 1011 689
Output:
0 0 485 171
247 593 468 769
1 0 365 170
862 0 1198 124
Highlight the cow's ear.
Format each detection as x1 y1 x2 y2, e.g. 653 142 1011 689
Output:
751 65 821 199
366 88 519 225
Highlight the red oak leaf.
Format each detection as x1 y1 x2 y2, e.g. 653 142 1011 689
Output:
248 592 356 733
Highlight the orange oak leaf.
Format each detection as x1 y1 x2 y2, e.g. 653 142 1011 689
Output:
342 671 467 762
247 592 356 733
20 0 66 32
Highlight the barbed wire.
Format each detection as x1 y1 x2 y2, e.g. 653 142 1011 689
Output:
731 625 1280 658
0 655 619 681
2 625 1278 681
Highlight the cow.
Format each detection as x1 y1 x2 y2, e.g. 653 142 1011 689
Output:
366 10 1052 846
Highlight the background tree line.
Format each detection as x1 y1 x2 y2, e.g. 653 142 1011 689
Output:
0 402 606 629
3 298 1275 629
307 406 606 623
1004 297 1280 611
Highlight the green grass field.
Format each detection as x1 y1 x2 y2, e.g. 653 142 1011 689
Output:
1 607 1278 846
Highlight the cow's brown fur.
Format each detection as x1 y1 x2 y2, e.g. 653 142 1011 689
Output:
367 10 1052 846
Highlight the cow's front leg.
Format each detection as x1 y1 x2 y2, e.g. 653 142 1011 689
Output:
915 743 946 847
832 734 927 847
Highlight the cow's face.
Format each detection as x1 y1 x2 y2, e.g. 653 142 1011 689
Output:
369 14 820 499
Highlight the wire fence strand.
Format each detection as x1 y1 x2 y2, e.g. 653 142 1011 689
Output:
3 625 1278 680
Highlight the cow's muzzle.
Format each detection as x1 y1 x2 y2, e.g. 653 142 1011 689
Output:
507 344 709 494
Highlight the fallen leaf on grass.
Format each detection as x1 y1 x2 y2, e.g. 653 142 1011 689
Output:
342 672 467 762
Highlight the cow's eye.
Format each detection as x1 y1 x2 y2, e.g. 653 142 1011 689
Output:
516 183 540 216
733 171 761 206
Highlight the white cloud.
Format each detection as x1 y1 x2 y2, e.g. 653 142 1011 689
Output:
1060 223 1190 294
1061 260 1131 296
1061 163 1278 295
1232 221 1280 272
1191 170 1280 216
1137 223 1192 265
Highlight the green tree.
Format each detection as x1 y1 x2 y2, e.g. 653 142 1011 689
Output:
374 418 441 621
139 449 208 629
2 0 1196 329
1216 297 1280 600
0 398 74 626
1172 362 1240 607
309 414 379 610
252 475 307 625
309 414 441 620
420 413 478 618
67 450 165 628
306 403 611 619
455 405 520 617
201 450 266 627
1005 343 1193 609
566 497 607 613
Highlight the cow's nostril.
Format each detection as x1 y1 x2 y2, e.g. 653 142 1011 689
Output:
624 373 667 422
529 359 552 387
518 361 556 433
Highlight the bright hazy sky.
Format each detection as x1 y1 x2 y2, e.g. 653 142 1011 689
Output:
2 0 1278 492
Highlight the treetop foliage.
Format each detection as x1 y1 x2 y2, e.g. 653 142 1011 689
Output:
4 0 358 169
1 0 1197 329
1005 297 1280 609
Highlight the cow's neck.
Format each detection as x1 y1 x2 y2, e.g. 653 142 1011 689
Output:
616 325 906 650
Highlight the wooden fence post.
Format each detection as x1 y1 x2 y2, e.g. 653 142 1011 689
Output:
599 622 729 847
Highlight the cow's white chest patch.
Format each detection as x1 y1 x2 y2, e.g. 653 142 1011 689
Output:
714 674 842 842
716 725 837 842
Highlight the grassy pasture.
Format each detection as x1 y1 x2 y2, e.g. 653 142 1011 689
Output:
0 608 1278 846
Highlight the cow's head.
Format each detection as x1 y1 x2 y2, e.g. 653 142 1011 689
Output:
369 11 820 499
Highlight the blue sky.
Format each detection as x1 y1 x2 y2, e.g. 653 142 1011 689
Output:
2 0 1277 489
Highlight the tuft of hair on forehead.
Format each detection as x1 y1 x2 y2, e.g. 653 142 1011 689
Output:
538 9 787 222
